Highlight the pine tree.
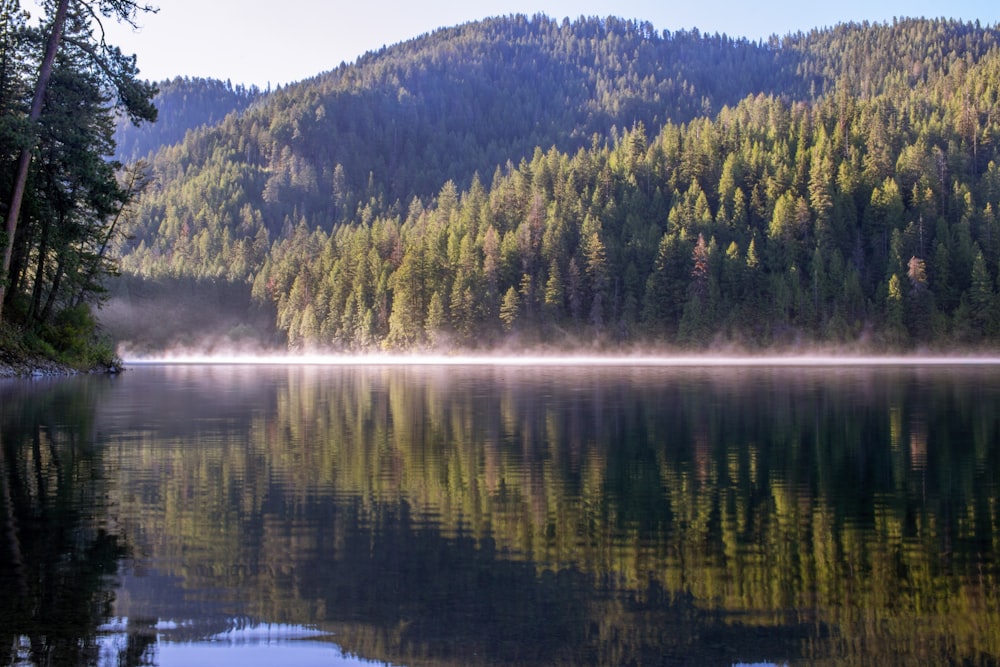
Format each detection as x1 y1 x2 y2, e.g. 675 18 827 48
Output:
499 286 520 331
544 259 564 315
425 290 446 345
886 273 907 343
1 0 157 322
969 247 996 336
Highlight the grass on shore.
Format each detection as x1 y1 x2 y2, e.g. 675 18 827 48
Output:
0 305 122 376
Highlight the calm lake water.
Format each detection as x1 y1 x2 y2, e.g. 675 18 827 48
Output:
1 362 999 666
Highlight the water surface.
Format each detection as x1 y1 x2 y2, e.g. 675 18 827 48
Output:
1 362 998 665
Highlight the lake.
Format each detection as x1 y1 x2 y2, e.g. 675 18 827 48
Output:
1 361 998 666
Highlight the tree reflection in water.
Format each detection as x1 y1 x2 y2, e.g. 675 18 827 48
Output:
0 378 154 666
4 364 1000 666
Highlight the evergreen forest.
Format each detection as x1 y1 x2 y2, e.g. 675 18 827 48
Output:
10 10 1000 354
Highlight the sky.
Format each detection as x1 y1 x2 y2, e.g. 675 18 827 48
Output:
69 0 1000 89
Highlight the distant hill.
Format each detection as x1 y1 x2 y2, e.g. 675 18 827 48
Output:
104 15 1000 352
113 76 266 162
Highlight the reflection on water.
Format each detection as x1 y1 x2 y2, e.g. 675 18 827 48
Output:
2 363 1000 665
0 378 135 666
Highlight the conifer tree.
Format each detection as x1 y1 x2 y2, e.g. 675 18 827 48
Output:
500 286 520 331
1 0 156 322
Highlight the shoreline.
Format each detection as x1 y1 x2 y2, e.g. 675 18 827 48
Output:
0 355 78 379
0 353 122 379
123 352 1000 367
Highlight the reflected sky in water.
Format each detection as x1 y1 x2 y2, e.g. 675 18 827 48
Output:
97 622 375 667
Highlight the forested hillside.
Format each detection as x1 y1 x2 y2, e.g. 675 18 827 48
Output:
107 15 1000 351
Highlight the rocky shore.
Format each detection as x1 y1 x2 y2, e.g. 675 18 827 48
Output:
0 355 74 378
0 351 122 379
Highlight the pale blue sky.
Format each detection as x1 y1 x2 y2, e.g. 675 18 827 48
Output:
80 0 1000 88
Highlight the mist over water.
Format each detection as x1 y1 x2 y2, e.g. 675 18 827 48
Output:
121 348 1000 367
